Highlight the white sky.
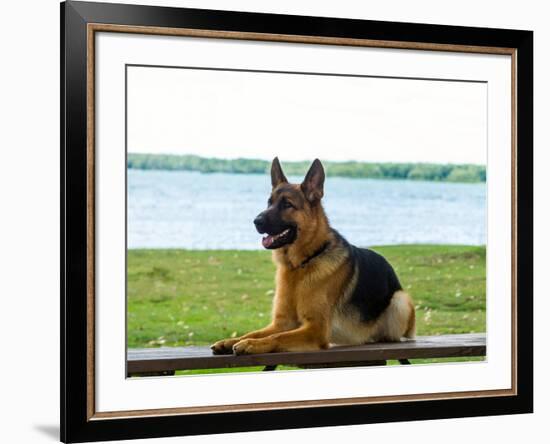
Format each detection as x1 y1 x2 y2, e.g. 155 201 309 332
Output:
127 66 487 165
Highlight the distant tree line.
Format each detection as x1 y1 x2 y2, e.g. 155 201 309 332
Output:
127 153 486 183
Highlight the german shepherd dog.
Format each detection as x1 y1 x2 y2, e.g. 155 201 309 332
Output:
211 158 415 355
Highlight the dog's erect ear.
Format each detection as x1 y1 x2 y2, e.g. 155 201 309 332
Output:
301 159 325 202
271 157 288 188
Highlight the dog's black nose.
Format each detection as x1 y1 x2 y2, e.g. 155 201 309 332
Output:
254 214 266 231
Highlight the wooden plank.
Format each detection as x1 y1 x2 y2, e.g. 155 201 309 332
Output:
127 333 486 374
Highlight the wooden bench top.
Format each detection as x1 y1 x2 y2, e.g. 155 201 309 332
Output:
127 333 486 374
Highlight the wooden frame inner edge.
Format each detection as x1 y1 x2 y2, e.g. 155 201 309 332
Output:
85 23 518 421
92 388 513 420
89 23 515 54
86 23 96 421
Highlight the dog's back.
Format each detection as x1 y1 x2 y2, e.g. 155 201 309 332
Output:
328 230 416 345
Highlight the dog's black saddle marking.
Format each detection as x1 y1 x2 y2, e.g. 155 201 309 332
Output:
334 230 403 322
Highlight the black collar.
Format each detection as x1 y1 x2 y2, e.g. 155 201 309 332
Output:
299 241 331 269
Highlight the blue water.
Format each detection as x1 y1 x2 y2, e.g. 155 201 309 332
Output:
128 170 486 249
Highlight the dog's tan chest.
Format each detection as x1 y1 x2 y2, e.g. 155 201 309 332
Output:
274 259 350 328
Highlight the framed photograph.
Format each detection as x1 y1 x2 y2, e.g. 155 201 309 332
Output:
61 1 533 442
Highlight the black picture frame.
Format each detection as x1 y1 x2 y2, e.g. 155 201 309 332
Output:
61 1 533 442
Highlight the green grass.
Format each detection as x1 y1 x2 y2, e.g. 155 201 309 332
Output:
127 245 486 373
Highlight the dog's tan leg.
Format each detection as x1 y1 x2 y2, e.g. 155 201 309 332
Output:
372 290 416 342
211 323 285 355
210 311 299 354
232 321 329 355
211 288 298 354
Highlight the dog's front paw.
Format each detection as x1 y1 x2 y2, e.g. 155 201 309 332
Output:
233 338 275 355
211 338 239 355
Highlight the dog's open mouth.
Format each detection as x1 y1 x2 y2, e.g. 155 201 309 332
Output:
261 227 296 249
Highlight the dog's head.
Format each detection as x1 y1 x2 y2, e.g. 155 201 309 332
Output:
254 158 325 249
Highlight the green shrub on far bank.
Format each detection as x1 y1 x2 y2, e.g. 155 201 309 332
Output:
127 153 486 183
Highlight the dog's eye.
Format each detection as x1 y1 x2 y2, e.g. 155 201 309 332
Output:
282 200 294 209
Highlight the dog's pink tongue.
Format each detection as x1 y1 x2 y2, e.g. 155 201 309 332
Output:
262 235 274 248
